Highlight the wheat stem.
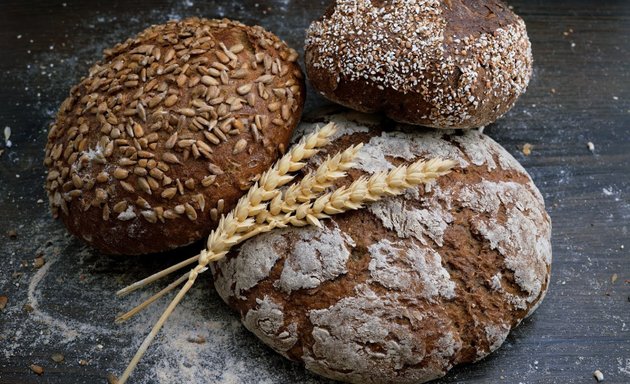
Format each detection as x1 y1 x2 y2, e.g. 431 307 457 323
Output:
115 272 190 324
116 256 198 297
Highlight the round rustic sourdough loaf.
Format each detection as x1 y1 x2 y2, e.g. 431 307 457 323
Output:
212 112 552 383
44 18 305 255
305 0 533 129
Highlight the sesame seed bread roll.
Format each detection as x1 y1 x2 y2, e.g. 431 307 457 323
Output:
305 0 533 129
44 18 305 255
212 112 552 384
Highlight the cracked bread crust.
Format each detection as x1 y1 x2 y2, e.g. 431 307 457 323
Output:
212 112 551 383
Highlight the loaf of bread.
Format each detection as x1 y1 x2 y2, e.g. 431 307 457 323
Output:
305 0 533 129
212 112 551 383
44 18 305 255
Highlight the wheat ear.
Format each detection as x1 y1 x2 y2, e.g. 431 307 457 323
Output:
115 142 363 323
115 122 338 298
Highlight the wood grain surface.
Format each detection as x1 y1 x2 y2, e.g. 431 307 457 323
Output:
0 1 628 383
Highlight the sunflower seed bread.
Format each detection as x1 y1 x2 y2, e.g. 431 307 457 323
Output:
44 18 305 254
212 112 552 384
305 0 533 129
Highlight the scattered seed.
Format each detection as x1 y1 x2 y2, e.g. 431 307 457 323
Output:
164 94 178 107
255 74 274 84
51 353 65 363
30 364 44 375
203 131 220 145
113 201 128 213
208 163 224 175
522 143 532 156
0 296 7 310
217 198 225 213
233 138 247 154
195 194 206 212
163 209 179 219
133 122 144 137
148 94 164 108
165 132 178 149
210 208 219 221
33 256 46 269
267 102 280 112
137 177 152 195
113 168 129 180
230 44 244 54
120 181 135 193
281 105 291 121
141 210 158 223
593 370 604 382
174 204 186 215
162 152 181 164
179 108 196 117
216 51 229 64
184 203 197 221
184 178 196 190
201 75 219 86
201 175 217 187
161 187 177 200
177 139 196 148
236 84 252 95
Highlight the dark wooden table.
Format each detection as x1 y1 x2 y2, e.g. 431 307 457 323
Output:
1 1 629 383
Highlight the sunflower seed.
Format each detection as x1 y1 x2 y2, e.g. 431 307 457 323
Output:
233 139 247 154
113 201 128 213
163 209 179 220
120 181 135 192
184 203 197 221
162 152 181 164
164 94 178 107
113 168 129 179
201 175 217 187
161 187 177 199
201 75 219 86
141 210 158 223
136 197 151 209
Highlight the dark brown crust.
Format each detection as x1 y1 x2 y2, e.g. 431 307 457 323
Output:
305 0 532 129
213 119 551 383
44 18 305 255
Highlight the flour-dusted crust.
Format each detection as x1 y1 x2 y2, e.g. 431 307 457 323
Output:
305 0 533 129
212 113 552 383
44 18 305 254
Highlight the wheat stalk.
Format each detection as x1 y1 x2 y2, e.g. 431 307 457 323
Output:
116 122 339 298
